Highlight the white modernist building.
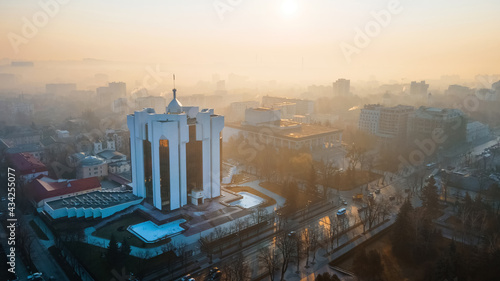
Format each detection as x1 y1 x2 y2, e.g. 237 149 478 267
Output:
127 88 224 211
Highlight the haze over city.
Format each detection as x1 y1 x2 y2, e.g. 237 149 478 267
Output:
1 1 500 281
1 0 500 84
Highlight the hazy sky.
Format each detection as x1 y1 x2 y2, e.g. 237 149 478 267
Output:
1 0 499 83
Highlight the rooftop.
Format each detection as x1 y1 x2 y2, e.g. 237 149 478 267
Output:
80 156 106 167
227 122 342 140
5 142 44 154
46 190 141 210
7 153 47 175
26 176 101 203
97 150 125 160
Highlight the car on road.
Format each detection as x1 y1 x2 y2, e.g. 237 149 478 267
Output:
288 231 296 237
207 269 222 281
336 208 346 216
375 189 380 194
342 199 348 205
180 274 195 281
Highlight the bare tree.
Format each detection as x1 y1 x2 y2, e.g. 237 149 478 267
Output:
199 236 214 264
175 241 189 271
258 247 279 281
213 226 228 256
378 199 392 222
321 161 339 198
301 228 312 268
222 253 250 281
309 227 320 265
233 218 248 248
136 250 152 278
322 215 334 251
276 232 296 281
161 243 176 278
251 206 269 226
18 222 36 263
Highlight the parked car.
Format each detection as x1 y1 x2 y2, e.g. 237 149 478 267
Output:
375 189 380 194
27 273 42 280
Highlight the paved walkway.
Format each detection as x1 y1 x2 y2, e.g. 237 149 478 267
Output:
24 215 70 281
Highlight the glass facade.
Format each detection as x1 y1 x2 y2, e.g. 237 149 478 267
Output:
143 125 153 204
220 133 223 181
186 125 203 193
159 139 170 211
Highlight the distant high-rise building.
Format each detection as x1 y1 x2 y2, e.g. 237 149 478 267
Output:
11 61 34 67
229 101 260 121
308 84 333 98
377 105 414 145
492 80 500 96
410 81 429 95
0 73 18 88
97 82 126 104
262 96 314 115
358 104 383 134
407 106 466 146
109 82 126 97
333 79 350 96
135 96 166 114
445 85 473 97
214 80 227 95
127 88 224 211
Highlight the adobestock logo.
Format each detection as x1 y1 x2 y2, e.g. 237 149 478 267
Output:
213 0 244 21
340 0 403 64
7 0 70 54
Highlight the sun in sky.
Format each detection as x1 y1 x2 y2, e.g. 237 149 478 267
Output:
280 0 299 17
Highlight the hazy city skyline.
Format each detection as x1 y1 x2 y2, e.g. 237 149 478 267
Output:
1 0 500 83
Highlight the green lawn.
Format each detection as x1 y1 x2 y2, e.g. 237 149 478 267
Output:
93 212 171 248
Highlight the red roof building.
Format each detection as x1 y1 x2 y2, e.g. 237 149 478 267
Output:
7 152 48 185
26 175 102 208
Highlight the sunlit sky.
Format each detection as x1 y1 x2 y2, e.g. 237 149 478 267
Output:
1 0 499 83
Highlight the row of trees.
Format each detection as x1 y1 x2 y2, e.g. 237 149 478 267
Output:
392 199 442 262
257 212 357 281
357 198 393 233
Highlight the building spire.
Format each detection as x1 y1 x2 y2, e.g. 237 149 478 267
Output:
173 74 176 99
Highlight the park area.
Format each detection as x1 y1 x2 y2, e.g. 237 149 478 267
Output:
331 228 459 281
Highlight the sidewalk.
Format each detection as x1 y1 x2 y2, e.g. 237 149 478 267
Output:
254 216 397 281
24 215 70 281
